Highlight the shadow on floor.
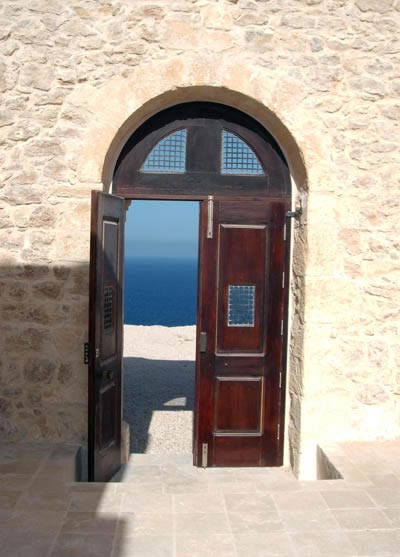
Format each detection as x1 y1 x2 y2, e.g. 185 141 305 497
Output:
0 442 130 557
123 357 195 453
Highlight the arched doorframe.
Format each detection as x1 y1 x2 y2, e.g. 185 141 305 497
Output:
79 74 309 476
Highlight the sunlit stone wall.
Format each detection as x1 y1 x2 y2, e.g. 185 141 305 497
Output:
0 0 399 477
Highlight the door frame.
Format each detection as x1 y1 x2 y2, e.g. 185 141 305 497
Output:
117 192 291 467
95 101 292 468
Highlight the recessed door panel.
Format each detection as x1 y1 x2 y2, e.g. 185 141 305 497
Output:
214 377 263 433
102 220 119 360
217 225 268 354
98 382 116 449
213 437 263 467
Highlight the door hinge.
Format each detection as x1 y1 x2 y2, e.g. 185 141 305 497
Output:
199 332 207 353
84 343 89 365
279 371 282 389
286 207 302 219
207 195 214 239
283 223 287 241
280 320 284 336
282 271 285 288
277 423 280 441
202 443 208 468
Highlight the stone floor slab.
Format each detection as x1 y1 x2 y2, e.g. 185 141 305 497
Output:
228 510 283 534
332 508 392 530
69 491 122 513
0 490 21 510
234 532 295 557
61 511 119 535
224 493 276 513
174 492 226 513
289 530 356 556
175 511 231 535
50 533 114 557
163 478 205 494
118 512 173 537
320 490 376 509
120 493 172 513
16 486 71 511
272 491 328 512
2 532 57 557
382 507 400 527
367 474 400 488
176 533 236 557
346 529 400 556
280 509 339 532
366 488 400 508
112 535 173 557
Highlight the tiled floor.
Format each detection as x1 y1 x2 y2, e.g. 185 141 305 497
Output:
0 442 400 556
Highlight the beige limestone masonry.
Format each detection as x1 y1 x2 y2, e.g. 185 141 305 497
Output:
0 0 399 479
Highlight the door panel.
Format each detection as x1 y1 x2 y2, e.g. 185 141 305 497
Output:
217 225 267 353
214 377 263 433
88 191 125 482
194 198 288 467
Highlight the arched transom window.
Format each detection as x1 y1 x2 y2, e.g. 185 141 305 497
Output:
113 103 290 200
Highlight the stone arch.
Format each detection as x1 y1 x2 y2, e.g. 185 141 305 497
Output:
78 56 317 476
78 57 313 197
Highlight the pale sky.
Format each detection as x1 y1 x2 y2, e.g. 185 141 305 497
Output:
124 200 199 259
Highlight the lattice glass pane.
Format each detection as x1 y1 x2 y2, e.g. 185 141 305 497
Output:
222 130 264 175
142 129 187 173
104 286 114 330
228 285 255 327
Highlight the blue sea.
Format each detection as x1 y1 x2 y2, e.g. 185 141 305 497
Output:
124 257 198 326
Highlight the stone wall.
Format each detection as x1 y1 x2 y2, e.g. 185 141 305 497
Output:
0 0 399 476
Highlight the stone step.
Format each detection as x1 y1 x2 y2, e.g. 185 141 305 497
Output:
111 453 193 481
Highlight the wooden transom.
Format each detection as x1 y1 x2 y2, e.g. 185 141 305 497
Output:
113 102 291 201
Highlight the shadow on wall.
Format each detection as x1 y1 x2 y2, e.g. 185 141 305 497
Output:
123 357 195 454
0 262 175 555
0 262 89 442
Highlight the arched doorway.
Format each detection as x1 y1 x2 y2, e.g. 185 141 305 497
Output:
88 102 291 481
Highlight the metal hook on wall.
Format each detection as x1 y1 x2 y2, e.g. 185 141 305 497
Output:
286 198 303 219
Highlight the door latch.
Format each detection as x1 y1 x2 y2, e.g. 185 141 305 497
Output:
202 443 208 468
199 332 207 353
207 196 214 239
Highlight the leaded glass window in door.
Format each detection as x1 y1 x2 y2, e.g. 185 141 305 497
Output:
227 285 256 327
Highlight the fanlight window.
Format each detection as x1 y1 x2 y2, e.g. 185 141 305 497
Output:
221 130 264 175
141 129 187 173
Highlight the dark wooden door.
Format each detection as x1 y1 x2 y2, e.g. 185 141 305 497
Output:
88 191 125 481
194 198 288 467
